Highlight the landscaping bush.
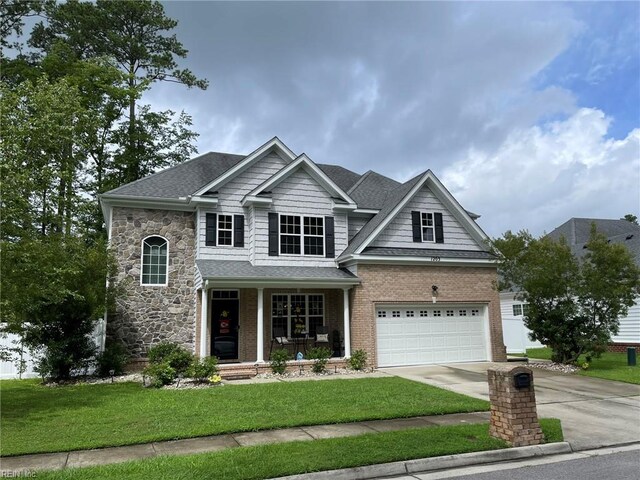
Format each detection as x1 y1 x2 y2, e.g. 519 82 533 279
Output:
270 349 291 375
143 361 176 388
348 349 368 371
96 341 129 377
307 347 331 374
188 356 219 383
23 294 98 381
147 341 193 375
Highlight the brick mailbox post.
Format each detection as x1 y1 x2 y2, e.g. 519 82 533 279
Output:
487 365 543 447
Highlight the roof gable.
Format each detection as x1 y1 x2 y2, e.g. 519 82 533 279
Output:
193 137 297 196
547 218 640 245
339 170 490 259
243 154 357 208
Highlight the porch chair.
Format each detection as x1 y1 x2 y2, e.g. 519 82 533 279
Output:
314 325 330 348
269 327 289 359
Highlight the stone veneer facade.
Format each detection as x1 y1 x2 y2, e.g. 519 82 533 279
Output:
350 264 507 367
109 207 196 359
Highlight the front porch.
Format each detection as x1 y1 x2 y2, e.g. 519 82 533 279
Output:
195 286 354 364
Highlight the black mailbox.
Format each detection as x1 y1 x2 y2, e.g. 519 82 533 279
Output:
514 372 531 389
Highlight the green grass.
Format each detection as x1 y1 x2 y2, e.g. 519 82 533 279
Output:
0 377 489 456
526 347 640 384
35 420 563 480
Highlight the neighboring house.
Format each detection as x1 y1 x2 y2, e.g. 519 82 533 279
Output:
500 218 640 354
101 137 506 369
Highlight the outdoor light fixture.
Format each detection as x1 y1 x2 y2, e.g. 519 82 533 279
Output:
176 373 183 388
432 285 439 304
109 369 115 383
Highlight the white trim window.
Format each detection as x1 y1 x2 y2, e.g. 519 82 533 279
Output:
512 304 530 316
218 214 233 246
271 293 325 337
141 236 168 286
421 212 435 242
279 215 324 256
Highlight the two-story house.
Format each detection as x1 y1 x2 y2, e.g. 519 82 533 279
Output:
101 137 507 370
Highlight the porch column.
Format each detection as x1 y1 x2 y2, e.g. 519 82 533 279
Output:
343 287 351 358
256 287 265 363
199 288 208 358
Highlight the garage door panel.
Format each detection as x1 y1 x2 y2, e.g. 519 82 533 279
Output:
376 305 488 367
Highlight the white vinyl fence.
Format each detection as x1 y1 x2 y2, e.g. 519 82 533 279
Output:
0 319 105 379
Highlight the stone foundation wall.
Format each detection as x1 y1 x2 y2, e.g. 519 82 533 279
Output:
109 207 196 358
607 343 640 353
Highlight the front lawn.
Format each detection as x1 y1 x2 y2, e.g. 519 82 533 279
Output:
0 377 489 456
527 348 640 384
36 420 563 480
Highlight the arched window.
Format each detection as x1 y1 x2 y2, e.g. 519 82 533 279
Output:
141 236 168 286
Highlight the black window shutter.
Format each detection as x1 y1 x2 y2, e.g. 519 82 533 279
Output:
268 212 279 256
434 212 444 243
411 211 422 242
205 213 217 246
325 216 335 258
233 215 244 247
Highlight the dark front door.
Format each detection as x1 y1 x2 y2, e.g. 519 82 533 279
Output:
211 298 239 360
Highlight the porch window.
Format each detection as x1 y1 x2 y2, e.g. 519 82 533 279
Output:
271 293 325 338
141 236 168 286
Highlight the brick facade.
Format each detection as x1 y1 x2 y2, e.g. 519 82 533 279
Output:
350 264 507 367
607 343 640 353
488 365 543 447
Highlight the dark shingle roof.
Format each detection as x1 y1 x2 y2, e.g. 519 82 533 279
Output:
317 164 362 193
361 247 497 260
347 171 401 209
338 173 424 259
547 218 640 245
196 260 359 282
104 152 246 198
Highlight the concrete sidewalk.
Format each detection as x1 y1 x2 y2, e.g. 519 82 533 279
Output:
0 411 491 474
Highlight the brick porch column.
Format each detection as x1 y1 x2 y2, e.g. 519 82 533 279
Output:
488 365 543 447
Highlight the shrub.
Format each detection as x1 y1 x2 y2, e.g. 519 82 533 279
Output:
347 349 368 371
307 347 331 374
188 356 219 383
23 294 98 381
96 342 129 377
143 361 176 388
148 341 193 375
270 349 291 375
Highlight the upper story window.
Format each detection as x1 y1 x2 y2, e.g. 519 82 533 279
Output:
412 211 444 244
205 213 244 248
218 214 233 246
421 212 434 242
141 236 168 286
280 215 324 256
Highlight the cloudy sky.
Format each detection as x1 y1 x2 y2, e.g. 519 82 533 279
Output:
147 1 639 238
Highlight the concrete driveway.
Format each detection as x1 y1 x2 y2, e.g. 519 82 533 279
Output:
380 362 640 451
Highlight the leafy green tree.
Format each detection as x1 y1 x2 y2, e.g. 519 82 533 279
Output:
621 214 638 225
31 0 207 184
494 227 640 364
0 235 120 380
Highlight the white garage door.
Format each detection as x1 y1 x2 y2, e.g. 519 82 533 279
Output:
376 305 489 367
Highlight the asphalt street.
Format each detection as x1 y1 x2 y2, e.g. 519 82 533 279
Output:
381 446 640 480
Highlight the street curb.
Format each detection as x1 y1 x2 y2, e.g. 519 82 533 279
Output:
276 442 573 480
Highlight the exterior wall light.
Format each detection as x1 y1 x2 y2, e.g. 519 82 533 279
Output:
432 285 438 304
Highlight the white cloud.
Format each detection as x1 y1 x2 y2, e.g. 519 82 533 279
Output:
443 108 640 237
